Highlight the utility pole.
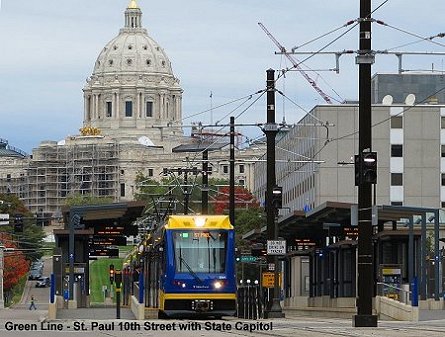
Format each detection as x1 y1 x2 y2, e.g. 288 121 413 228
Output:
263 69 283 318
0 245 4 309
202 150 209 214
229 116 235 226
353 0 378 327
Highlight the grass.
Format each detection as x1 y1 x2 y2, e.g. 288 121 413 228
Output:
89 258 123 303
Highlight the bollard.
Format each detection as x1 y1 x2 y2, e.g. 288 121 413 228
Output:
411 277 418 307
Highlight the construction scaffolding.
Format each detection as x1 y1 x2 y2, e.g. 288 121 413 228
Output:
22 138 121 216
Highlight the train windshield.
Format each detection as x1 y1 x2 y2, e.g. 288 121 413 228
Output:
173 230 227 273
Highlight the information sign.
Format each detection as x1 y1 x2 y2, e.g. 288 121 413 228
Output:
267 240 286 255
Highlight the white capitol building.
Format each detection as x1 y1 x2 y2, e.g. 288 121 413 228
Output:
0 0 261 217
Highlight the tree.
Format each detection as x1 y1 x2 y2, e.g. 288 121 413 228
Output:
0 194 45 262
213 186 259 215
234 207 265 249
134 171 230 214
0 232 29 291
65 193 113 206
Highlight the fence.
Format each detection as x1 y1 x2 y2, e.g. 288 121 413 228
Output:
376 282 413 306
237 285 272 319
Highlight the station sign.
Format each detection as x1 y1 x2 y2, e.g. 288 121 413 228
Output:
262 272 282 288
94 225 125 236
90 236 126 246
267 240 286 255
295 239 317 250
89 246 119 257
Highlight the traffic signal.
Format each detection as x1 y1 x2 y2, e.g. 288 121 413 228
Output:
362 151 377 184
355 152 378 185
272 186 283 209
14 214 23 233
354 154 361 186
114 269 122 288
109 264 115 284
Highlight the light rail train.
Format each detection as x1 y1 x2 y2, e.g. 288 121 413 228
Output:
144 215 236 318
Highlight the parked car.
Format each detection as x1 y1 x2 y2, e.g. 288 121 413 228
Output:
36 277 50 288
28 270 42 280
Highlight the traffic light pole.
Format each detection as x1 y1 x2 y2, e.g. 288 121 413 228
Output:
263 69 283 318
353 0 378 327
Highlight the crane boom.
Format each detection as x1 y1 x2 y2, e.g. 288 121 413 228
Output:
258 22 333 104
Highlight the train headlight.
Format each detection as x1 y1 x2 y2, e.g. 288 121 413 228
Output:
194 216 206 227
213 281 223 289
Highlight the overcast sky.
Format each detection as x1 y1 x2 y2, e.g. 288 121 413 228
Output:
1 0 445 153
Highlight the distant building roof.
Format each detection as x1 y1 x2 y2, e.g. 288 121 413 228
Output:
372 73 445 104
172 142 229 153
0 138 27 158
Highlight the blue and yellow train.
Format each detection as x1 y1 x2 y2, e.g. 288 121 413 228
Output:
144 215 237 318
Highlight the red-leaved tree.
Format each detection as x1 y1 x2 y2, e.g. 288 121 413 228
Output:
0 233 29 291
213 186 259 214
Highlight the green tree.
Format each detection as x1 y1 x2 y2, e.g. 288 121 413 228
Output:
65 193 113 206
133 171 230 214
234 207 265 251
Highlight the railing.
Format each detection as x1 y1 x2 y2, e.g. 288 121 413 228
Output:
376 282 412 305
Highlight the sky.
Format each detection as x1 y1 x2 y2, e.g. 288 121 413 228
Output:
0 0 445 153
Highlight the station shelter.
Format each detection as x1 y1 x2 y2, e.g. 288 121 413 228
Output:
243 202 443 312
53 201 145 307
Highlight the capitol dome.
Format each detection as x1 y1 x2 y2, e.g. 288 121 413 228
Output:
83 0 183 147
92 10 174 77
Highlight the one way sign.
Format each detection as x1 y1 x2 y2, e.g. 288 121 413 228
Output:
267 240 286 255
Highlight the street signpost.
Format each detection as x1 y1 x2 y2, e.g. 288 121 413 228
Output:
0 214 9 226
239 255 258 263
267 240 286 255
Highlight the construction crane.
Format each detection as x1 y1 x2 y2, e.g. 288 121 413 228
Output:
258 22 333 104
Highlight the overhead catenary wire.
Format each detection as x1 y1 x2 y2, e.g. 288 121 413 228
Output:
181 91 264 122
375 20 445 49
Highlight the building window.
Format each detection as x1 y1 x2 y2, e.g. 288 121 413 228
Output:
391 144 403 157
391 116 403 129
239 179 245 186
391 173 403 186
441 117 445 129
442 173 445 186
148 169 153 177
223 165 228 174
146 101 153 117
106 102 112 117
442 201 445 208
239 164 245 174
391 201 403 206
125 101 133 117
442 145 445 157
120 183 126 197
